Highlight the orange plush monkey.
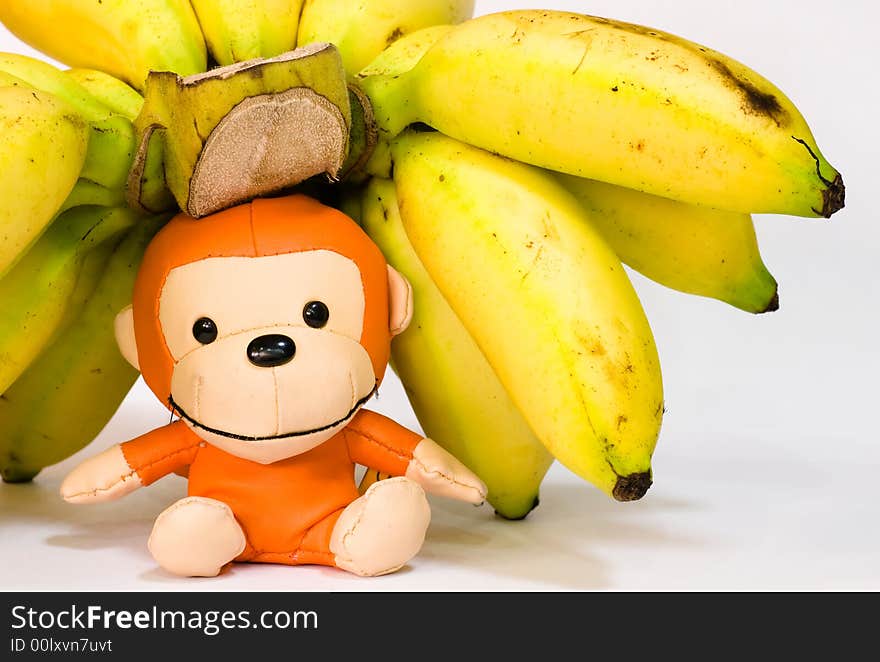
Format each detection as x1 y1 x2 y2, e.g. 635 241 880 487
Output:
61 194 486 578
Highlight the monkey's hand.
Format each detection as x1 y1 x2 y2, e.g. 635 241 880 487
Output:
405 438 487 505
60 444 142 504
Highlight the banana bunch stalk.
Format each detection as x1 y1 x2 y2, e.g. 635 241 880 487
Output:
0 2 844 519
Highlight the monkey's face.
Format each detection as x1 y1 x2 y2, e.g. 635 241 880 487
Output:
158 250 376 464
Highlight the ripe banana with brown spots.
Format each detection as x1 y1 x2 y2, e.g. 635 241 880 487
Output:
360 9 844 218
389 129 663 501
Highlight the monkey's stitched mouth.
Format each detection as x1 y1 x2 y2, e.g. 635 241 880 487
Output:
168 382 378 442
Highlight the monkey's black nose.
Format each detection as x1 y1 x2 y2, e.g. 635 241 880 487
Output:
247 334 296 367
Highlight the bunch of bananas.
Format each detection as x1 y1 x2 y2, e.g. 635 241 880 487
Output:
0 52 171 482
0 2 842 520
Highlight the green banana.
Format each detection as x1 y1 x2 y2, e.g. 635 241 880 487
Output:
0 214 166 483
0 84 89 278
0 206 139 396
191 0 305 66
59 180 126 213
0 53 137 195
297 0 474 76
554 175 779 314
391 130 663 501
126 126 176 215
362 177 553 519
65 68 144 121
361 10 844 218
0 0 207 90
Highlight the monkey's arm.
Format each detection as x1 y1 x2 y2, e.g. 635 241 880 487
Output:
346 410 487 505
60 421 200 504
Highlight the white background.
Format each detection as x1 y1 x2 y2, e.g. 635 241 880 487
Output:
0 0 877 591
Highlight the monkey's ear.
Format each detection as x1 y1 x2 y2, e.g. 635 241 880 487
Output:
114 305 140 371
387 265 413 337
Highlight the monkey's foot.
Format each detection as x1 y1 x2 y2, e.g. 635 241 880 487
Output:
148 496 246 577
330 476 431 577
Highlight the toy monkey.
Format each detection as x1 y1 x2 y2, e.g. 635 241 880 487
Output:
60 194 487 578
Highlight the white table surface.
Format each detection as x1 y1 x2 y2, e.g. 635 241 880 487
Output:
1 0 878 591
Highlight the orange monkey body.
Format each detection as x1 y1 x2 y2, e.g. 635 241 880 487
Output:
61 194 486 577
121 414 421 566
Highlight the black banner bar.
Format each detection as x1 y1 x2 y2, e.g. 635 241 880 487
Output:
0 591 870 656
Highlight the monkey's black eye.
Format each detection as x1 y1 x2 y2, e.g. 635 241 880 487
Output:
303 301 330 328
192 317 218 344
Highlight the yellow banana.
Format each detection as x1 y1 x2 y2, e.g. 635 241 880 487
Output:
361 10 844 218
391 130 663 501
362 178 553 519
297 0 474 76
0 206 138 395
191 0 304 66
353 23 455 179
65 68 144 120
0 0 207 90
0 84 88 277
0 214 165 483
0 54 137 195
554 175 779 314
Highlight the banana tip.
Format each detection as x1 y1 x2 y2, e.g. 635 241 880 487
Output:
761 291 780 314
494 495 541 521
612 471 652 502
1 466 40 484
822 173 845 218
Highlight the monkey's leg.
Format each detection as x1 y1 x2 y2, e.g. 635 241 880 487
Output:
148 496 246 577
330 476 431 577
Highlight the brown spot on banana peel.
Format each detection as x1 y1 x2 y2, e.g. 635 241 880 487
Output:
709 58 788 127
386 27 404 47
565 14 791 126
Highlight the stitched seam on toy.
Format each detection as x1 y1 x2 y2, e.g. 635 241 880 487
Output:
350 428 411 463
271 367 281 436
391 280 412 335
292 550 335 562
67 441 200 498
248 200 258 256
342 427 354 463
169 382 377 441
66 472 139 499
136 443 202 476
339 501 370 576
160 495 228 518
412 456 481 493
194 375 203 421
